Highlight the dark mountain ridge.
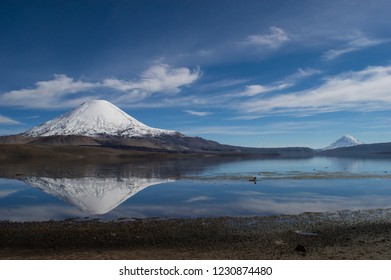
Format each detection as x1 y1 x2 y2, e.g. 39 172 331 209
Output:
0 133 314 158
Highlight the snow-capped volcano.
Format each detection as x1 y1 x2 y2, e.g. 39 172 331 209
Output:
323 134 364 150
24 100 176 137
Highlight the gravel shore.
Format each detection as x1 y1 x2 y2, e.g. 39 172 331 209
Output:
1 209 391 260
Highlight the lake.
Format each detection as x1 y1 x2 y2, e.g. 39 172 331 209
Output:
1 156 391 221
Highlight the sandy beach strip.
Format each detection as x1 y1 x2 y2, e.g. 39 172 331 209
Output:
1 208 391 260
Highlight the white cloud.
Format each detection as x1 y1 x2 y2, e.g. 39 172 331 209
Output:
104 64 201 97
0 74 99 109
240 85 269 96
0 115 21 125
184 110 213 116
323 33 388 60
243 83 292 96
241 26 289 49
239 65 391 116
0 64 201 109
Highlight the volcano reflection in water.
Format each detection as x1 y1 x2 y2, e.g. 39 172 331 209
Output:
21 176 174 215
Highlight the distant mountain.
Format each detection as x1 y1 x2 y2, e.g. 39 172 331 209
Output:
323 134 364 150
319 142 391 157
24 99 176 138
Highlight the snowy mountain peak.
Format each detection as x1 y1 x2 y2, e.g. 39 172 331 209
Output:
323 134 364 150
24 99 176 137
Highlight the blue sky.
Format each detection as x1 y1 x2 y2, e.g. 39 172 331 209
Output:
1 0 391 148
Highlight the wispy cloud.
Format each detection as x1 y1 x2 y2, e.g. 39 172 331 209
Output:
0 64 201 109
239 83 291 96
0 189 21 198
0 115 22 125
194 78 249 92
240 85 269 96
234 68 321 98
240 26 290 49
184 196 214 203
284 68 322 82
239 65 391 116
104 64 201 99
180 49 213 57
182 125 273 136
228 115 264 121
323 33 388 60
184 110 213 116
0 74 97 109
183 120 337 137
122 67 322 110
0 127 27 136
183 126 253 136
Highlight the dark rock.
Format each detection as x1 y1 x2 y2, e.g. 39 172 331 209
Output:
295 244 307 253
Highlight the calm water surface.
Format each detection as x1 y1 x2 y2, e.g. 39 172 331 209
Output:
1 157 391 221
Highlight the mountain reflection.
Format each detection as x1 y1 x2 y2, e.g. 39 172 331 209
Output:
20 176 173 214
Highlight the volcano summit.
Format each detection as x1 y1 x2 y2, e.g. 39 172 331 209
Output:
24 100 176 138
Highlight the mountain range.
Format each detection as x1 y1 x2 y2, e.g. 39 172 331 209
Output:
0 100 313 158
0 99 390 159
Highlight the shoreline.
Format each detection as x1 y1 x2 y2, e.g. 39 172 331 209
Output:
1 209 391 260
